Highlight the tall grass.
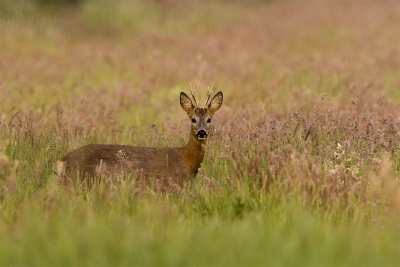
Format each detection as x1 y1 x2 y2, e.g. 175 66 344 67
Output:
1 0 400 265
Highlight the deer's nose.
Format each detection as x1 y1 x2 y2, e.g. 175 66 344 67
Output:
197 130 207 139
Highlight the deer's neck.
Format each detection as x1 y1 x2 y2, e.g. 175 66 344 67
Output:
180 133 206 176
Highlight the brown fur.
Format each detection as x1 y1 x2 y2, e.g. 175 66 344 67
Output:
57 90 223 187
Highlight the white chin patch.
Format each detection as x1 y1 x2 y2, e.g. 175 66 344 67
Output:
197 136 207 140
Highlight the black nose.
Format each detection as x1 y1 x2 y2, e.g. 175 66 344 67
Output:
197 130 207 139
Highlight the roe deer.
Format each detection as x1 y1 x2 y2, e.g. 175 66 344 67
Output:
56 85 223 187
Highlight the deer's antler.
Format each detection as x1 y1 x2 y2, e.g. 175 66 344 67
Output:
204 86 213 106
190 83 199 107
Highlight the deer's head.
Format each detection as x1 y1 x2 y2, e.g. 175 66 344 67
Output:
180 85 223 141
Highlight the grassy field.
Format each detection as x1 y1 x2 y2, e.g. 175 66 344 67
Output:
1 0 400 265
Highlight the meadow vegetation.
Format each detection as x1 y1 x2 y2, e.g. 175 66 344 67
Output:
0 0 400 265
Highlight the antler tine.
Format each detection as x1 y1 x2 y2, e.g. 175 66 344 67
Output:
204 86 213 106
190 83 199 107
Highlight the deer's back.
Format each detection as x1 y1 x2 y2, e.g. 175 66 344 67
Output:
58 144 191 184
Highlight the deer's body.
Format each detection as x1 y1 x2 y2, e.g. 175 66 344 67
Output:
56 87 223 186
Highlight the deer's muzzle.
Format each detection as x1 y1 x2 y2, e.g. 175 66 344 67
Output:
197 130 207 140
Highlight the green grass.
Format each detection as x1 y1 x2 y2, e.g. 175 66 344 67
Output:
1 0 400 266
1 182 399 266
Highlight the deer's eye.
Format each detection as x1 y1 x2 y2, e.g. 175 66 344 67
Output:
191 118 196 123
207 118 211 123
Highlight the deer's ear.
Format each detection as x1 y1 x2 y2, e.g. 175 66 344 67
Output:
180 92 194 113
208 91 223 113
